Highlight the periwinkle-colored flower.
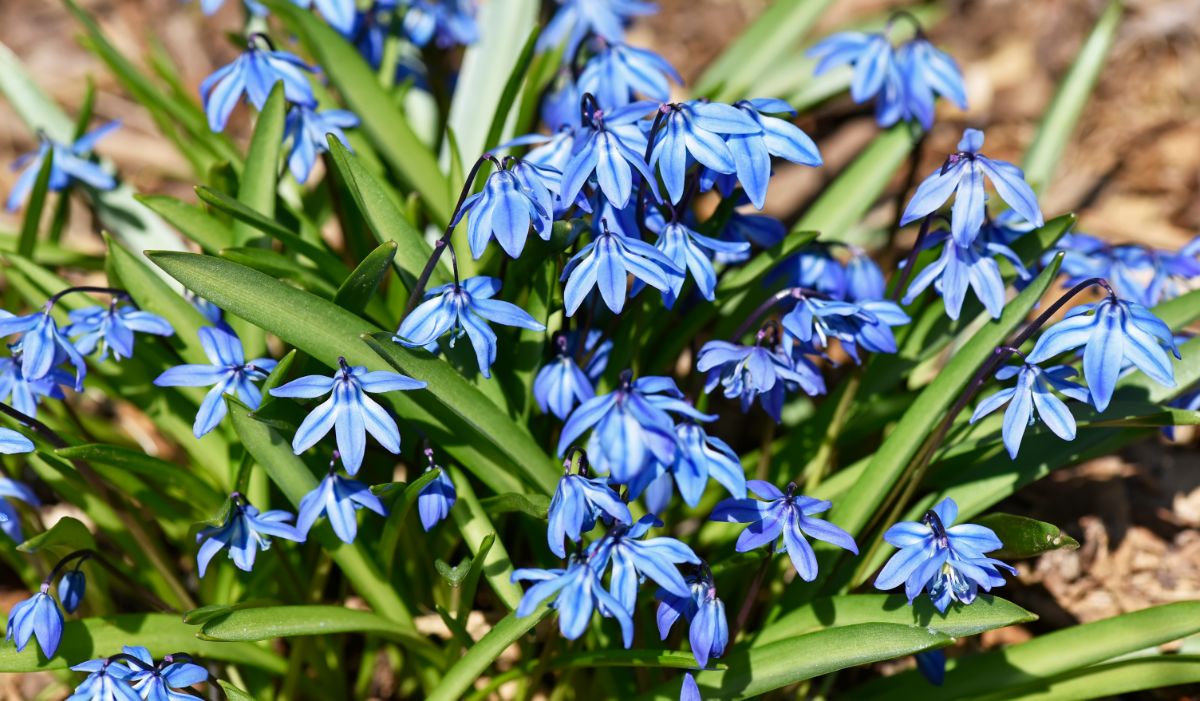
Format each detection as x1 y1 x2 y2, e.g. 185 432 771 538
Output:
66 657 140 701
66 304 174 361
561 221 682 316
6 122 120 211
459 160 556 259
653 220 749 307
656 566 728 668
650 101 762 205
970 362 1089 458
417 468 456 531
697 339 824 423
0 355 70 418
0 475 39 542
58 569 87 614
534 331 611 421
0 310 89 391
901 227 1031 320
537 0 657 58
512 554 634 647
297 469 388 543
200 36 317 132
5 588 64 657
195 495 302 577
401 0 478 48
283 106 359 183
119 645 209 701
724 99 822 209
559 101 660 210
578 41 681 109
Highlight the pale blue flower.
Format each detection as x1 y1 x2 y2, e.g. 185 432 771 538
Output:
628 421 747 513
589 514 699 612
1 476 39 542
561 221 682 315
0 357 70 418
297 469 387 543
547 469 631 558
67 658 140 701
697 339 824 422
654 220 749 306
897 37 967 129
195 496 302 577
578 42 681 109
5 588 63 657
537 0 657 57
417 468 456 531
512 554 634 647
970 362 1090 458
724 99 822 209
401 0 478 48
656 567 727 668
808 31 894 103
293 0 357 35
6 122 120 211
119 646 208 701
65 304 174 361
534 331 611 421
901 227 1031 320
200 37 317 132
0 310 88 390
284 106 359 183
650 101 761 205
558 101 661 210
459 161 556 259
713 210 785 265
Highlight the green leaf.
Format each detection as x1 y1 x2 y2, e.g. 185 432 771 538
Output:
135 194 234 253
848 601 1200 700
479 492 551 520
335 240 396 316
480 27 540 157
376 467 445 574
427 606 551 701
549 650 727 671
988 656 1200 701
754 594 1036 648
448 466 524 610
1083 404 1200 427
973 514 1079 560
220 246 338 297
0 613 285 673
436 533 494 588
1023 0 1122 192
263 0 452 223
17 516 95 557
55 444 223 510
16 144 55 257
232 84 285 245
218 681 257 701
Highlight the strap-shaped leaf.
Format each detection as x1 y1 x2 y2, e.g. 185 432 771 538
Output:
232 83 285 245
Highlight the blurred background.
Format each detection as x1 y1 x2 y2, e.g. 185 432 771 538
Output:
1 0 1198 691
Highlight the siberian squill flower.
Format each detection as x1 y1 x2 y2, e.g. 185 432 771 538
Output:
537 0 657 57
681 673 701 701
119 646 209 701
534 331 611 420
0 427 34 455
512 554 634 647
656 566 728 668
65 304 174 361
714 210 785 264
1047 233 1112 288
971 362 1090 458
1026 296 1178 411
776 245 848 300
808 31 895 103
697 338 825 423
630 421 747 513
561 220 682 315
589 514 699 611
297 466 388 543
547 467 631 557
5 587 64 657
394 276 544 378
417 467 456 531
650 101 761 205
557 372 712 483
269 358 425 473
654 219 749 306
0 356 70 417
875 497 1015 612
901 129 1043 247
845 247 887 301
724 99 822 209
283 106 359 183
195 494 302 577
153 326 276 438
67 658 140 701
901 225 1031 320
200 36 317 132
292 0 357 36
0 309 88 390
578 41 681 109
58 569 86 614
460 160 556 259
781 295 910 363
711 480 858 581
6 122 120 211
1 476 39 541
400 0 478 48
1106 238 1200 307
559 101 659 210
896 37 968 130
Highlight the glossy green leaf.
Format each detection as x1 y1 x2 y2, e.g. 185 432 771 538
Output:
479 492 551 520
437 533 494 589
17 516 95 557
16 144 54 256
232 83 285 244
427 606 551 701
136 194 234 253
974 514 1079 560
220 247 338 297
336 240 397 315
990 656 1200 701
218 681 256 701
550 650 727 671
55 444 223 509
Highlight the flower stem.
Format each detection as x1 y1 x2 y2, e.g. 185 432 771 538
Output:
888 214 935 302
44 286 130 311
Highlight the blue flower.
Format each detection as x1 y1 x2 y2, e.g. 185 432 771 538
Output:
697 339 825 422
537 0 657 57
1026 296 1179 411
417 467 456 531
637 421 747 511
656 566 728 668
393 276 545 378
0 357 69 418
711 480 857 581
970 362 1090 458
901 129 1044 247
534 331 611 420
916 649 947 686
780 295 910 363
559 101 660 210
547 468 631 558
845 247 887 301
6 122 120 211
199 37 317 132
65 304 174 361
896 37 967 130
5 588 64 657
297 469 388 543
777 245 848 299
653 220 749 307
1 476 39 542
650 101 762 205
67 658 140 701
153 326 277 438
269 358 425 473
713 210 784 265
119 646 209 701
875 498 1015 612
195 496 302 577
578 42 681 109
901 227 1031 320
58 570 87 614
808 31 895 103
459 160 556 259
723 99 822 209
512 554 634 647
541 71 583 132
558 372 713 483
284 106 359 183
590 514 699 612
681 673 701 701
1104 238 1200 307
400 0 478 48
561 221 682 315
0 310 88 390
292 0 357 35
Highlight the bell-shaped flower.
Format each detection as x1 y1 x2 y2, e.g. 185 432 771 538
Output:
1026 296 1178 411
1 475 39 541
283 106 359 183
297 469 388 543
0 355 70 418
394 276 544 378
460 160 555 259
713 210 785 265
534 331 612 420
970 362 1089 458
58 569 86 614
896 37 967 130
5 587 64 657
0 310 89 390
417 467 456 531
724 99 822 208
845 247 887 301
547 470 632 557
901 129 1043 247
67 658 140 701
711 480 858 581
6 122 120 211
781 295 910 363
119 646 209 701
902 227 1031 320
195 496 302 577
561 222 683 316
269 358 425 473
653 219 749 307
559 101 659 209
656 567 728 668
401 0 478 48
808 31 895 103
875 497 1015 612
512 554 634 647
65 304 174 361
629 421 748 514
589 514 700 613
578 41 682 109
774 244 848 300
697 339 825 423
154 326 277 438
200 37 317 132
650 101 761 205
537 0 656 57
